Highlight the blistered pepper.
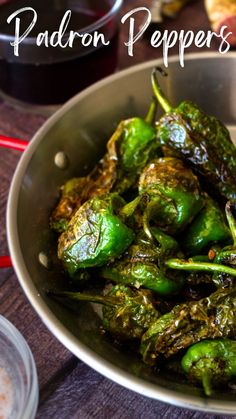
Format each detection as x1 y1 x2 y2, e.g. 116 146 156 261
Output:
152 69 236 201
140 287 236 365
181 339 236 396
49 284 160 340
139 157 204 236
58 194 134 276
100 228 185 295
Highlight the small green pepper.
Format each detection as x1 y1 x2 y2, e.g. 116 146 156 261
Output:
49 284 160 341
182 196 231 256
181 339 236 396
101 228 185 295
152 70 236 201
108 97 159 192
139 157 204 235
58 194 134 275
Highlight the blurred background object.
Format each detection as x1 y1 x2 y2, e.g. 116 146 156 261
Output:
205 0 236 46
162 0 195 19
0 0 123 106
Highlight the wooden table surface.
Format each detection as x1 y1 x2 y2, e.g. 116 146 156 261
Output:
0 1 234 418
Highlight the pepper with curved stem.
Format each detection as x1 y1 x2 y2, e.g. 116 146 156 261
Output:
58 193 135 276
181 339 236 396
49 284 160 341
140 287 236 365
152 69 236 201
139 157 204 236
100 228 185 296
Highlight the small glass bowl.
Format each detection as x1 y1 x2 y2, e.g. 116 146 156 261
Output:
0 315 38 419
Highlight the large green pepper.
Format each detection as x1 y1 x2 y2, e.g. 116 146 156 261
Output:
139 157 204 235
182 196 231 256
49 284 160 341
101 228 185 295
140 287 236 365
181 339 236 396
152 70 236 201
58 194 134 275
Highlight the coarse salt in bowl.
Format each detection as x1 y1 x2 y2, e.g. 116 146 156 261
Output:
0 315 38 419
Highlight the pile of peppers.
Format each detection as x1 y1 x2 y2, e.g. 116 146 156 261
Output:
50 69 236 397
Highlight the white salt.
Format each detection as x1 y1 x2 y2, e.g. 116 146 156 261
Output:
0 367 13 419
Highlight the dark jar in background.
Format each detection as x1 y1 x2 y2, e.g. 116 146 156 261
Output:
0 0 123 106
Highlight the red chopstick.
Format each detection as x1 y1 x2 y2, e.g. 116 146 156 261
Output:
0 135 28 151
0 256 12 268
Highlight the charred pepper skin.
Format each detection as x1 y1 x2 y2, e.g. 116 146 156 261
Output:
50 177 88 233
139 157 204 235
140 287 236 365
101 228 185 296
152 70 236 201
49 284 160 341
102 285 160 340
181 339 236 396
58 194 134 276
182 196 231 256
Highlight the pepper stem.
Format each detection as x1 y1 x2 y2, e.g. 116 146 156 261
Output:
151 68 172 113
143 207 153 241
145 96 158 125
165 258 236 277
48 290 120 307
119 196 141 219
225 201 236 246
202 375 212 397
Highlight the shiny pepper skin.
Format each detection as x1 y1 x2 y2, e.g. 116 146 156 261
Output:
58 194 134 275
181 339 236 396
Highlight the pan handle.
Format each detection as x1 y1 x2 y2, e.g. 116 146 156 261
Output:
0 256 12 268
0 135 28 269
0 135 28 151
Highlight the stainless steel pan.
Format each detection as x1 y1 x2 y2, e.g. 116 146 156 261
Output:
5 52 236 414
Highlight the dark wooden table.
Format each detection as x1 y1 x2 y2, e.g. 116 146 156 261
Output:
0 1 233 418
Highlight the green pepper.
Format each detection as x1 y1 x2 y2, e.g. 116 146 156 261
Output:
182 196 231 256
140 286 236 365
49 284 160 341
108 97 159 193
139 157 204 235
100 228 185 295
58 194 134 276
152 70 236 201
181 339 236 396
